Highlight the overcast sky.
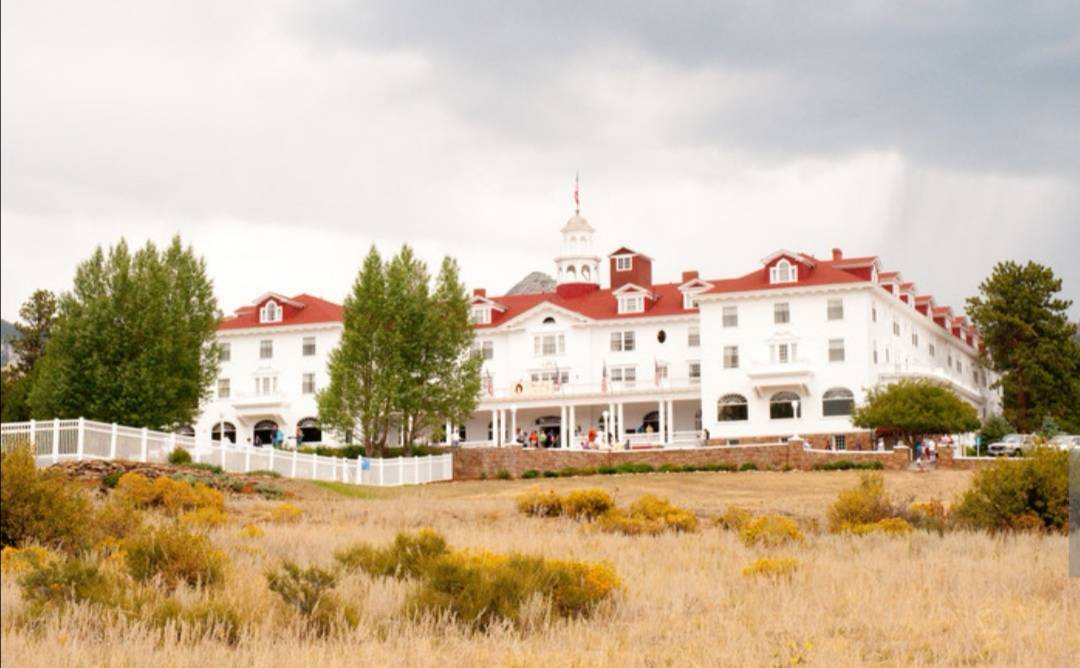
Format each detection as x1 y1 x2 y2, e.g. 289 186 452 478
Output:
2 0 1078 322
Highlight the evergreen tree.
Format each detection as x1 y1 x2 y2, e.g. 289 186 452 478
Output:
0 290 58 421
28 237 220 429
966 261 1080 433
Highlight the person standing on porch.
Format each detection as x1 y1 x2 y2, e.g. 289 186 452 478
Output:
295 426 304 450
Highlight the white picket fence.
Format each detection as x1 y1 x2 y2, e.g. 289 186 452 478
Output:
0 418 453 487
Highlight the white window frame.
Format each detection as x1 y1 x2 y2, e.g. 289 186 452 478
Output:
302 372 316 394
723 345 739 369
610 365 636 387
618 295 645 314
302 336 316 356
774 302 790 324
687 327 700 348
480 340 494 360
219 342 230 362
771 342 798 364
682 292 699 310
259 300 282 324
534 333 565 357
827 298 844 321
829 338 845 362
688 361 701 383
259 339 273 360
722 306 738 328
610 330 636 352
471 306 492 325
769 259 797 284
217 377 230 399
614 255 633 272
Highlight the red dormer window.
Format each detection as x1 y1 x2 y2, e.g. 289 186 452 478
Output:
259 300 283 324
769 259 797 284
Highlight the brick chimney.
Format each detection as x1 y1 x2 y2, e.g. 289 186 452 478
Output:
473 288 486 298
681 270 699 283
831 248 843 261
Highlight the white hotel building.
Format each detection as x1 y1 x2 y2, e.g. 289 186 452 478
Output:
195 206 999 450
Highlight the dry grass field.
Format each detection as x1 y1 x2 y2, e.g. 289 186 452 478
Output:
3 469 1078 667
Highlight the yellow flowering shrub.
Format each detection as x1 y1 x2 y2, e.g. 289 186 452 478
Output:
336 528 449 578
116 472 156 506
559 489 616 519
1 545 58 575
123 524 227 588
239 523 265 539
116 473 224 515
827 472 899 532
738 515 804 548
408 549 620 630
595 495 698 535
715 505 753 531
515 489 565 517
180 507 230 528
840 517 914 536
269 503 303 524
742 557 800 578
907 499 949 533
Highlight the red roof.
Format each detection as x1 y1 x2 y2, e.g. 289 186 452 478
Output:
218 293 342 330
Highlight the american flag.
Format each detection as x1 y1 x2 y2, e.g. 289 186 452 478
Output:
484 371 494 397
654 358 662 387
553 367 561 390
601 361 608 393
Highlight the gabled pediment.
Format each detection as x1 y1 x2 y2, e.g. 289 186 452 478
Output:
611 282 654 298
470 295 508 312
760 249 816 268
497 301 594 329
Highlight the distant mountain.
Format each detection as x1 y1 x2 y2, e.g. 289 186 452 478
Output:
0 319 15 340
1 319 15 366
506 272 556 296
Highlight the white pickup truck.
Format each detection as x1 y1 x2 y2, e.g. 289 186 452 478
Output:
986 433 1035 457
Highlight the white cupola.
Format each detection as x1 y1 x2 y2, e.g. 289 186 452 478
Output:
555 176 601 287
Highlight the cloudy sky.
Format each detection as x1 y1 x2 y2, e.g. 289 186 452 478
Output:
3 0 1078 322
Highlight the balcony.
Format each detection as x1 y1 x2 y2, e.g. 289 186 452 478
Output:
479 376 701 404
745 358 813 396
878 364 983 401
230 392 290 417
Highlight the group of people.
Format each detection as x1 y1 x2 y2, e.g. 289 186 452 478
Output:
248 423 303 449
512 426 621 450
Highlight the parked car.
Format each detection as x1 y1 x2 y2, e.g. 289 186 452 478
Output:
986 433 1034 457
1049 434 1080 451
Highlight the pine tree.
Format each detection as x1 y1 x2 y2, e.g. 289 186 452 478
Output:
28 237 220 429
0 290 58 421
966 261 1080 433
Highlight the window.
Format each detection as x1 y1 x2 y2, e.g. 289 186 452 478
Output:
828 338 845 362
302 336 316 356
688 361 701 383
683 292 699 310
722 306 738 327
529 369 570 385
771 342 797 364
256 376 277 396
718 394 748 421
873 342 878 364
956 360 963 374
610 331 635 352
723 345 739 369
892 320 901 336
476 340 494 360
534 334 565 356
220 342 230 362
822 388 855 416
687 327 700 347
657 329 667 343
260 339 273 359
217 378 230 399
872 306 878 323
542 316 556 325
774 302 790 324
470 306 491 325
911 332 919 347
929 342 936 358
259 300 282 323
827 298 844 320
618 295 645 314
832 435 847 450
615 256 633 271
302 373 316 394
610 366 636 386
769 391 801 419
769 259 796 284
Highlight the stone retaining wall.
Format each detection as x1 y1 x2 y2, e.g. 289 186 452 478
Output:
450 440 914 480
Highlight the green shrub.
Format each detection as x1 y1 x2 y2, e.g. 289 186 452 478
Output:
558 467 583 477
185 462 225 474
597 465 618 475
94 497 145 542
248 469 282 478
978 414 1014 451
18 558 120 613
826 472 901 532
542 470 559 478
336 528 449 579
521 469 539 479
495 469 512 480
151 597 242 644
407 550 620 630
951 447 1068 532
812 460 885 471
267 561 358 636
657 464 677 473
102 470 123 489
124 524 227 588
739 462 759 471
1 444 93 554
168 447 193 465
614 462 654 474
739 515 804 547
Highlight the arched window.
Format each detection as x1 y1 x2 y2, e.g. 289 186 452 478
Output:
769 259 795 284
211 422 237 444
253 420 277 446
259 300 282 323
565 265 577 280
581 265 591 281
175 425 195 437
542 316 556 325
718 394 748 421
770 391 801 419
297 417 322 444
822 388 855 417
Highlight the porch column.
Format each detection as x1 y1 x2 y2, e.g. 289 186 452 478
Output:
617 403 625 442
667 400 676 444
491 408 498 445
510 407 517 445
445 418 452 445
608 402 615 442
568 404 577 448
658 399 667 444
